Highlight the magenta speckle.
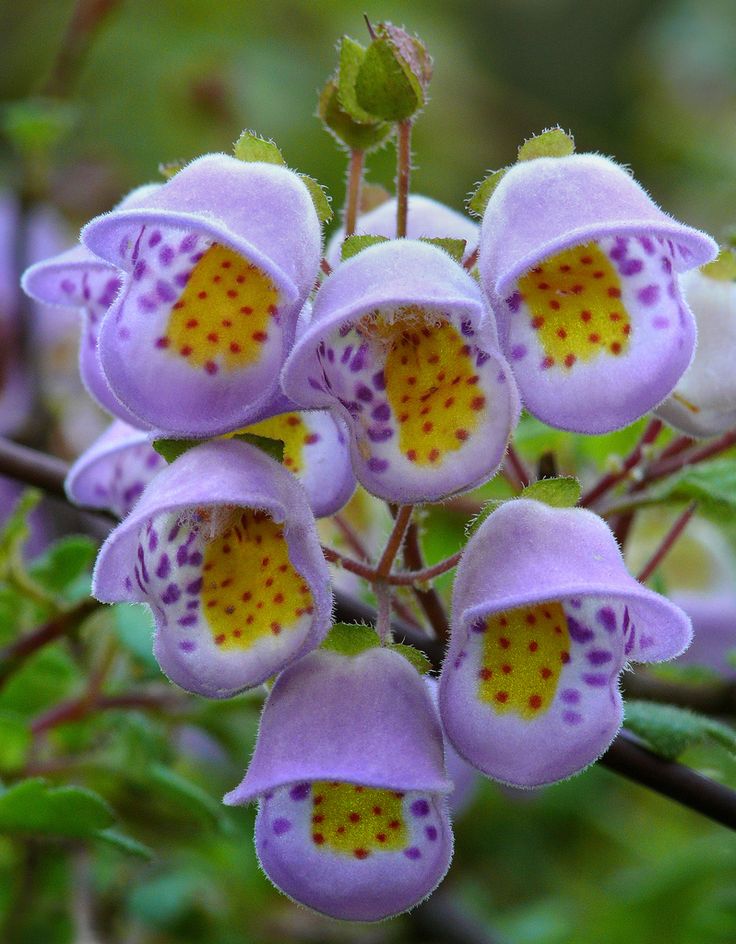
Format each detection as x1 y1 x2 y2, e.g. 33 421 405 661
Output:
510 344 527 361
367 457 389 473
410 799 430 817
563 710 582 726
561 689 580 704
404 847 422 860
272 817 292 835
637 284 660 306
289 782 310 801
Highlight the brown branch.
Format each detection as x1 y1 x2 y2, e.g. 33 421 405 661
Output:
396 119 412 238
504 443 531 491
344 149 365 238
581 418 663 507
31 688 187 737
42 0 124 98
637 501 697 583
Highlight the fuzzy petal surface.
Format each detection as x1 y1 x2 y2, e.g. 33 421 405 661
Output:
440 499 691 786
282 240 519 502
65 420 166 518
92 439 332 697
82 155 321 436
657 268 736 436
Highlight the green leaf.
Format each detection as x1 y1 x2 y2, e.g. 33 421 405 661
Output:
337 36 377 125
467 168 508 219
299 173 333 224
648 458 736 521
0 712 31 773
321 622 380 656
230 432 284 463
340 234 390 261
0 489 42 574
388 643 432 674
96 828 154 859
152 437 204 464
317 78 392 152
28 536 96 595
0 779 114 838
419 237 467 263
113 603 158 669
354 38 423 122
149 764 226 829
517 127 575 162
233 129 286 165
2 98 77 156
519 476 581 508
624 700 736 761
701 248 736 282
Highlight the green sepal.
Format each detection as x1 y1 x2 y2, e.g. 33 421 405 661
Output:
233 129 286 165
299 173 333 224
337 37 378 125
318 78 392 153
388 643 432 674
701 248 736 282
341 233 390 261
354 37 424 122
466 476 581 537
153 433 284 465
467 168 509 219
624 700 736 761
419 237 467 263
321 622 380 656
158 159 186 179
377 23 433 95
517 127 575 162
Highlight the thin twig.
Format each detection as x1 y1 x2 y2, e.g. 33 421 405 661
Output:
581 418 663 507
31 689 187 737
462 246 479 271
320 258 332 277
640 429 736 488
396 119 412 238
402 522 451 642
376 504 413 577
344 149 365 238
637 501 697 583
504 443 531 491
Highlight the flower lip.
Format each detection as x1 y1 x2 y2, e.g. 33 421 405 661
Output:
21 244 116 306
481 154 718 300
224 647 454 806
81 155 322 310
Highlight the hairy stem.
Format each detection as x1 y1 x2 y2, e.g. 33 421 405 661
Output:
396 119 413 238
344 149 365 238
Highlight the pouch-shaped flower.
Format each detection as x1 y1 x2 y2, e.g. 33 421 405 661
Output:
439 499 691 787
670 592 736 677
65 420 166 518
92 439 332 697
22 186 160 428
224 646 453 921
325 194 478 267
282 239 520 503
657 261 736 436
479 154 717 433
81 155 321 437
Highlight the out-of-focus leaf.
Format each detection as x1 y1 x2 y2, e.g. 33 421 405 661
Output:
28 536 96 595
113 603 158 670
0 779 114 837
624 700 736 761
96 828 154 859
647 458 736 519
149 764 227 830
0 712 30 773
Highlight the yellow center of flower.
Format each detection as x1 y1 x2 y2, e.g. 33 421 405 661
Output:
201 509 312 649
517 242 631 370
241 413 312 474
477 601 571 718
310 782 407 858
163 243 280 373
362 310 486 466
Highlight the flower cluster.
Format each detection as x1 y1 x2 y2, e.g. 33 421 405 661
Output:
22 71 724 919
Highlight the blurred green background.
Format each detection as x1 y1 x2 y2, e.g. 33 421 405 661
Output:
1 1 736 942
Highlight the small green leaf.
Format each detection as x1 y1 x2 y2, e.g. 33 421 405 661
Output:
96 828 154 859
0 490 42 574
318 78 392 152
0 712 31 774
337 36 376 125
300 174 333 224
158 159 186 179
149 764 227 829
419 238 467 263
624 700 736 761
233 129 286 165
29 536 96 594
354 38 423 122
701 248 736 282
388 643 432 674
152 438 203 464
321 622 380 657
517 128 575 162
519 476 581 508
230 432 285 463
340 234 390 261
0 779 115 838
467 168 508 219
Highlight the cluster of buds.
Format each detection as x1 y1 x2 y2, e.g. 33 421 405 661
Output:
20 20 725 923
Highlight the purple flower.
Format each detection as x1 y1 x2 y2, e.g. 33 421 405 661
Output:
224 647 453 921
282 240 520 503
22 186 160 428
479 154 717 433
80 155 322 437
92 439 332 698
425 677 478 815
439 499 692 787
670 592 736 677
65 420 166 518
657 262 736 436
0 191 32 436
326 194 479 267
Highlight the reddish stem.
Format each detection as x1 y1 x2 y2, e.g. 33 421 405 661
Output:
637 502 698 583
396 120 412 238
344 149 365 238
581 418 663 507
504 443 531 491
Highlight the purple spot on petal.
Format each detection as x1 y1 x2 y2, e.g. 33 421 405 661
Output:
567 616 594 644
289 783 310 801
308 377 324 391
367 457 389 473
587 649 613 666
162 583 181 605
639 236 656 255
157 280 176 302
60 278 75 295
272 817 292 836
156 554 170 579
133 260 147 281
637 284 660 306
179 640 196 652
506 291 523 313
620 258 643 277
159 245 174 267
367 427 393 442
340 345 353 364
661 256 672 274
177 614 197 627
186 577 203 594
137 295 156 313
411 799 430 817
180 233 197 253
148 230 162 248
639 634 655 650
404 847 422 860
510 344 527 361
356 384 373 402
425 825 438 841
561 689 580 704
563 711 582 726
653 316 670 330
350 343 368 372
148 530 159 552
582 673 608 687
597 607 616 633
372 403 391 421
177 545 189 566
189 551 203 567
373 370 386 390
470 618 487 634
